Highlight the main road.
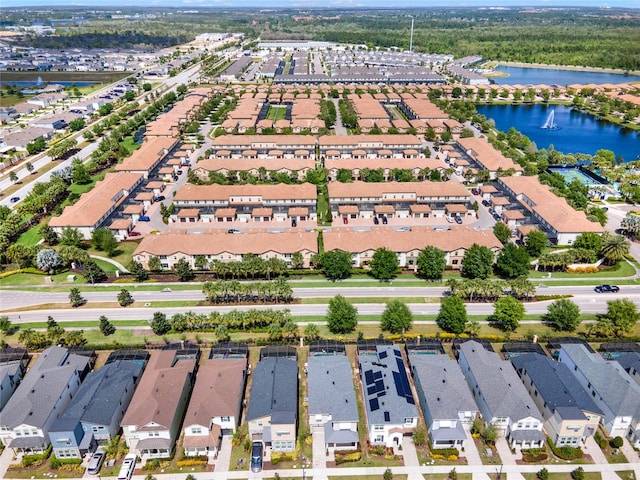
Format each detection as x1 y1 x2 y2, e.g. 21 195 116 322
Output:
2 285 638 324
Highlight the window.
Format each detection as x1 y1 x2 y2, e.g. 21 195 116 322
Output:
404 418 414 424
192 427 202 434
221 417 230 422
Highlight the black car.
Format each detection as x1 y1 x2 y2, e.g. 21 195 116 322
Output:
10 196 20 203
594 284 620 293
155 195 165 202
373 217 379 225
250 442 263 473
482 199 490 207
227 228 240 234
382 216 388 225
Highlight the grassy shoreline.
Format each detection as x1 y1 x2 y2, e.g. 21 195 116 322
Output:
486 60 640 77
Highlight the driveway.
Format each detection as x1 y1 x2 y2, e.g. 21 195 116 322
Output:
312 427 327 470
462 423 483 466
214 435 233 472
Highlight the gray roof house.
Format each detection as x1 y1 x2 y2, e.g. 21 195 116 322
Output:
408 353 477 449
48 360 144 459
558 344 640 447
615 353 640 387
458 341 544 449
0 360 25 411
511 353 603 447
246 356 298 452
308 354 359 450
358 345 418 448
0 346 91 453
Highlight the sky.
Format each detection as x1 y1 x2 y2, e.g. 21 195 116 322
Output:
2 0 639 8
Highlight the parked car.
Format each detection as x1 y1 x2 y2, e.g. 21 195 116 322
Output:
493 213 501 221
455 216 463 224
373 216 379 225
397 226 411 232
139 216 151 222
128 231 141 237
482 199 490 207
227 228 240 234
382 216 388 225
155 195 165 202
250 442 263 473
177 170 183 175
87 451 105 475
594 284 620 293
343 217 348 224
9 196 19 203
471 188 480 195
446 216 454 223
173 175 179 181
291 219 297 227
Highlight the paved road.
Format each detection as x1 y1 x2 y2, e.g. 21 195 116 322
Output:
2 285 638 310
3 290 636 323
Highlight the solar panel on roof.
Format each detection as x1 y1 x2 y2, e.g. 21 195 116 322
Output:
379 350 388 359
368 385 377 395
365 370 375 385
384 411 390 422
369 398 380 411
377 390 386 397
373 371 383 380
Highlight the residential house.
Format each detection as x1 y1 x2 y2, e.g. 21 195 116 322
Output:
115 137 178 179
0 346 92 453
0 360 25 411
246 355 298 452
48 360 144 459
323 227 502 270
182 357 247 457
211 135 316 159
173 183 317 223
498 176 604 245
133 230 317 270
456 137 523 178
408 354 477 449
358 344 418 447
319 135 423 160
511 353 602 447
308 354 359 450
49 172 144 239
327 181 471 220
193 156 315 183
558 344 640 447
616 353 640 386
457 341 545 449
121 346 199 459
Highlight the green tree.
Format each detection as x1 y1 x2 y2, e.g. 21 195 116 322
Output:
303 323 321 341
151 312 171 335
215 325 231 342
573 232 603 254
436 296 468 334
317 250 353 282
0 316 14 334
59 226 83 247
493 222 512 244
83 260 107 284
36 248 62 272
537 468 550 480
68 118 86 131
381 299 413 334
291 251 305 270
99 315 116 336
117 288 134 307
327 294 358 334
496 244 531 279
461 244 494 279
129 260 149 282
173 258 195 281
69 287 85 307
148 256 162 272
383 468 393 480
600 235 630 265
525 229 547 257
369 247 399 282
413 426 427 447
490 296 525 332
592 298 640 337
40 224 59 245
543 299 581 332
416 246 446 282
571 467 585 480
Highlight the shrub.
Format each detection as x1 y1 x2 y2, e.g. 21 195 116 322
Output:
334 451 362 465
176 459 207 467
50 457 83 469
548 438 584 460
522 448 548 462
572 467 585 480
22 445 52 467
594 432 608 449
609 436 624 449
430 447 460 458
537 468 549 480
270 451 295 465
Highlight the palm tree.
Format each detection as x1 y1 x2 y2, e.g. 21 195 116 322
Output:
600 235 630 265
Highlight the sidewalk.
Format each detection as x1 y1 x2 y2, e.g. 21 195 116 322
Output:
584 435 608 465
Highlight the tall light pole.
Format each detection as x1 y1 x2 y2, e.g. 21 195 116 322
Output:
409 17 415 53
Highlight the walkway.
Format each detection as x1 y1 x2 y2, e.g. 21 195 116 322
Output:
584 435 608 465
0 446 14 480
495 438 519 466
213 436 232 472
90 254 129 273
402 437 423 480
462 424 483 466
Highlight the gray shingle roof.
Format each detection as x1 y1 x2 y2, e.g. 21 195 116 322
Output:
246 357 298 422
409 353 477 421
561 344 640 417
511 353 602 416
615 353 640 382
308 355 358 423
50 360 143 433
459 341 542 422
1 346 90 430
358 345 418 426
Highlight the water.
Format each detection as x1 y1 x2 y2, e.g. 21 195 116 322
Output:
493 66 640 86
0 80 96 87
476 104 640 162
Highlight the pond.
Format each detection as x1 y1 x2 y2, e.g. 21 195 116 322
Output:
492 66 640 86
476 104 640 162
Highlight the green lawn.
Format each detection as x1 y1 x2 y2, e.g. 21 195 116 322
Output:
266 106 287 121
92 258 122 274
120 136 141 156
17 222 44 246
0 271 86 286
529 260 635 279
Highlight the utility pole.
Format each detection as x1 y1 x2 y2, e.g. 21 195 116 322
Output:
409 17 415 52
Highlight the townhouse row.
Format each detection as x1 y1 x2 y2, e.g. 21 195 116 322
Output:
1 340 639 464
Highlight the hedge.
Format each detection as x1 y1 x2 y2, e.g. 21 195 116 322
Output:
335 451 362 465
50 457 83 468
270 451 296 465
22 445 52 467
547 437 584 460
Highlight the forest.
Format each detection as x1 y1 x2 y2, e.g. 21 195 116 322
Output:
3 7 640 71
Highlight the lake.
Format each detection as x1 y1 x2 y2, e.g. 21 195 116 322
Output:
0 81 96 87
475 104 640 162
493 66 640 86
